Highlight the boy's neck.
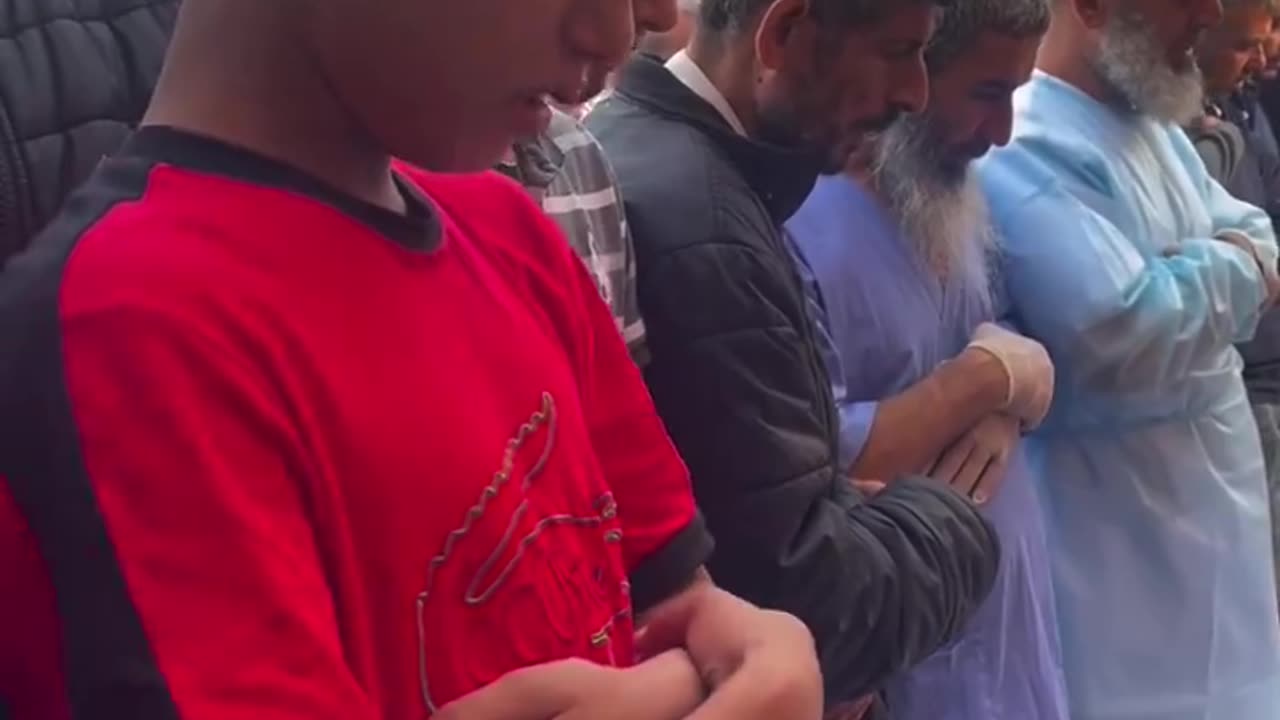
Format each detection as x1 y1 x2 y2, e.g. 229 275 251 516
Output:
144 3 404 213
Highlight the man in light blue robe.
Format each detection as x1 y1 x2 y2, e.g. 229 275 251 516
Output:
785 2 1070 718
977 0 1280 718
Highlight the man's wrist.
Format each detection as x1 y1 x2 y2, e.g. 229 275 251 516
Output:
950 347 1011 412
1215 231 1260 264
1219 232 1272 296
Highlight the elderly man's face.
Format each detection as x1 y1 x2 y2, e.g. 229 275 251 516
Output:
1124 0 1224 73
1262 16 1280 79
1088 0 1222 122
1197 2 1271 96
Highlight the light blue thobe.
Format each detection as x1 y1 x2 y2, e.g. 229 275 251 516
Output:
785 174 1069 720
978 71 1280 720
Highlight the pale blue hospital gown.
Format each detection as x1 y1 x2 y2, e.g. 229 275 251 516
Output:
978 70 1280 720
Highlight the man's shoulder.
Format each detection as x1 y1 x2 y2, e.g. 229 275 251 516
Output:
31 163 553 322
978 140 1059 204
544 107 603 157
587 99 746 252
15 161 269 302
587 93 720 175
0 162 304 395
979 126 1119 224
788 175 882 237
539 109 620 204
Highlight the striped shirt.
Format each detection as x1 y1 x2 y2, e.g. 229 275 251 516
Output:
504 109 648 365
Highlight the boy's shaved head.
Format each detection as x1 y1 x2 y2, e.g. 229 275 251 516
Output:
154 0 640 176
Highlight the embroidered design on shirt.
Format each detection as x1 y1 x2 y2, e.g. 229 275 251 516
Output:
415 392 623 713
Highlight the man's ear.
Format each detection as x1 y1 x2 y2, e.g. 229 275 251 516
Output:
755 0 812 71
1072 0 1109 31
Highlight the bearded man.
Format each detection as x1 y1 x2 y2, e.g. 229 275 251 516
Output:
784 2 1068 719
978 0 1280 718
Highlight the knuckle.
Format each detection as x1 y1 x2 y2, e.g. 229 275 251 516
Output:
762 608 812 636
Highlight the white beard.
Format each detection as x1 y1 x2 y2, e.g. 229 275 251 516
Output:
870 116 997 317
1092 9 1204 124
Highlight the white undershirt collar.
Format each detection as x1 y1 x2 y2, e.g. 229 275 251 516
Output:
665 50 749 137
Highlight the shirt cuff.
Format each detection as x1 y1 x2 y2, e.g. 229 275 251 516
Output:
837 400 879 472
628 510 714 614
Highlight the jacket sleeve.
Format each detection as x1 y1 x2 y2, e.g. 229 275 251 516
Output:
637 239 999 704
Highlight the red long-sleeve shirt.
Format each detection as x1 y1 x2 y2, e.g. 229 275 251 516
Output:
0 127 710 720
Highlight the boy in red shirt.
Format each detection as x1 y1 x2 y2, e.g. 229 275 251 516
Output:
0 0 821 718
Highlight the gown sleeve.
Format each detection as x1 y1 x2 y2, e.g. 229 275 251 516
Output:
1194 143 1280 272
993 181 1266 423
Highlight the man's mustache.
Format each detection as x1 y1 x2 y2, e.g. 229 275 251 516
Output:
859 109 903 134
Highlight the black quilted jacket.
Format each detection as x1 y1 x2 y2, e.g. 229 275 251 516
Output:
0 0 178 263
589 55 1000 708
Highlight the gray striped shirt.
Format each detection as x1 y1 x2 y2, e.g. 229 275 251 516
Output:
506 109 648 365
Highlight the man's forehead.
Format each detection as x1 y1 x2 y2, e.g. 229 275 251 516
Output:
860 3 942 37
935 30 1040 78
1215 3 1276 38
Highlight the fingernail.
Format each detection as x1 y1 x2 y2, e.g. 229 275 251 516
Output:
974 492 987 504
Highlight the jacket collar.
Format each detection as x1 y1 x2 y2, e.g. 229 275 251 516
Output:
612 54 823 224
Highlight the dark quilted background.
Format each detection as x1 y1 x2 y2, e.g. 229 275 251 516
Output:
0 0 178 261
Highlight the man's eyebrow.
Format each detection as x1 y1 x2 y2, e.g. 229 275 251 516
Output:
881 36 928 50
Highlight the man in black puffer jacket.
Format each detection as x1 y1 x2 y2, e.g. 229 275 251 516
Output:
0 0 178 263
588 0 1003 714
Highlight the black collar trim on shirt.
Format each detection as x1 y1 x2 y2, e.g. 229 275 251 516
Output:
119 126 442 252
611 54 824 224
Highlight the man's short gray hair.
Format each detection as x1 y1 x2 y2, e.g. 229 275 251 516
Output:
1221 0 1280 12
926 0 1050 67
699 0 949 34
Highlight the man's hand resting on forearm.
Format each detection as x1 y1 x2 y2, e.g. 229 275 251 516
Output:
929 413 1021 504
1215 230 1280 309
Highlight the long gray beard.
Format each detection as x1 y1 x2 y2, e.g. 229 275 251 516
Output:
1092 9 1204 124
869 118 997 317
